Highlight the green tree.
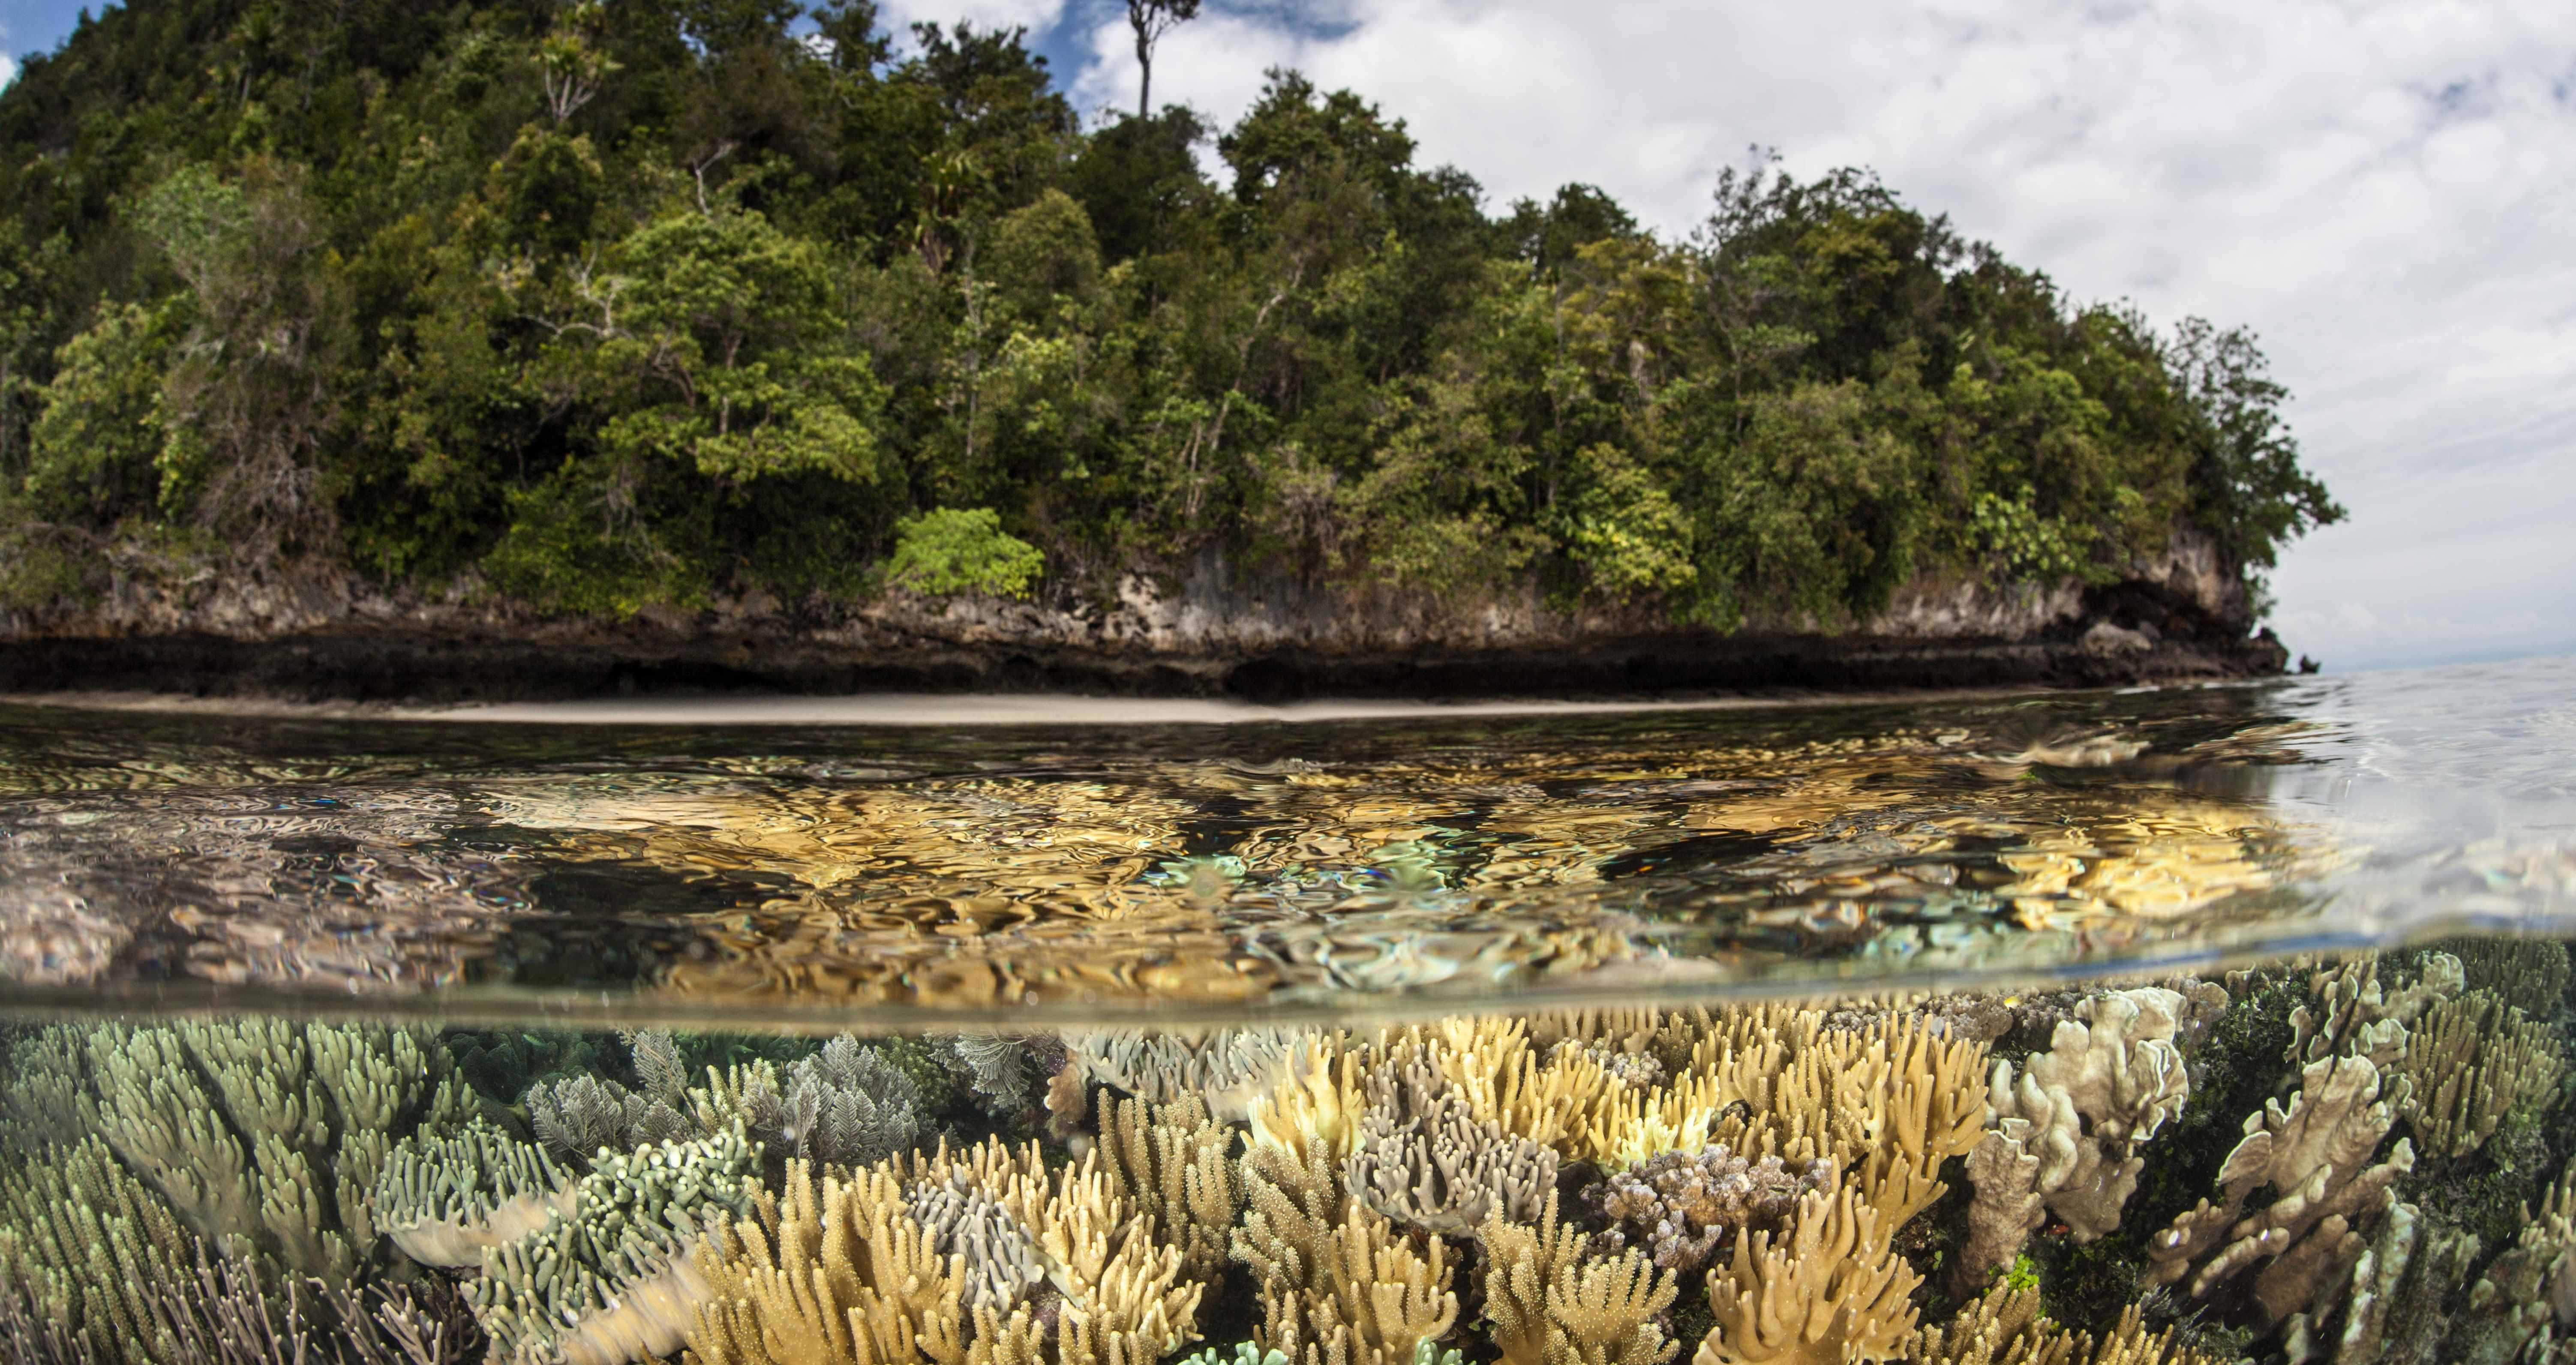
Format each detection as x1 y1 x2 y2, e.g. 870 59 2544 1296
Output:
885 505 1043 597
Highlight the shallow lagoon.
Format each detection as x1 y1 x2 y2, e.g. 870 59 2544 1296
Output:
2 657 2572 1364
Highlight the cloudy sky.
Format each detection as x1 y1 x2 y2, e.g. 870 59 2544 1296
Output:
11 0 2574 670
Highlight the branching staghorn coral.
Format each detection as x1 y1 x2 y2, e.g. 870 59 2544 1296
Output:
1693 1183 1920 1365
690 1136 1201 1365
0 1134 204 1365
1249 1034 1366 1161
374 1118 576 1269
1589 1146 1829 1274
34 1020 474 1285
907 1170 1047 1311
2147 1054 2415 1329
526 1029 788 1165
1345 1039 1556 1237
685 1160 963 1365
2393 988 2565 1158
1064 1028 1306 1123
1482 1190 1679 1365
2447 938 2571 1017
1233 1134 1456 1365
1097 1091 1242 1282
2450 1158 2576 1365
468 1127 763 1365
1965 988 2192 1277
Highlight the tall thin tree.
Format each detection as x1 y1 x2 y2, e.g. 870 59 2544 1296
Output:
1127 0 1201 119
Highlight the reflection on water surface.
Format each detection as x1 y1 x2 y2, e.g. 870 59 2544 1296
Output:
0 656 2569 1025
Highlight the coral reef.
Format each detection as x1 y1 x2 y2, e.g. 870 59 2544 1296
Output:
1483 1191 1679 1365
1967 988 2193 1278
2147 1053 2415 1328
468 1127 762 1365
1694 1184 1918 1365
1590 1146 1829 1273
13 965 2576 1365
374 1119 576 1268
9 1021 474 1284
1345 1038 1557 1236
688 1137 1202 1365
1097 1092 1243 1281
1064 1029 1306 1123
2394 990 2565 1159
527 1031 919 1175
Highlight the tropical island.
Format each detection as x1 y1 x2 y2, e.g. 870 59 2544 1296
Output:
0 0 2341 700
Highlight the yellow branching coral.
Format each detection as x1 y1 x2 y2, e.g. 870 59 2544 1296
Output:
1097 1091 1242 1282
1232 1138 1456 1365
691 1140 1199 1365
1834 1020 1990 1229
1483 1191 1678 1365
1397 1016 1616 1157
1251 1035 1366 1160
1694 1184 1921 1365
687 1160 964 1365
2396 988 2566 1158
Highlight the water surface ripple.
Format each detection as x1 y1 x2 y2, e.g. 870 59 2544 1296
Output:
0 656 2567 1026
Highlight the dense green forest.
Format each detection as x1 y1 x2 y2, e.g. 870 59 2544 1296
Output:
0 0 2340 627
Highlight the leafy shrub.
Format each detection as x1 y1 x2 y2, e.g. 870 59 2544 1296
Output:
883 507 1045 600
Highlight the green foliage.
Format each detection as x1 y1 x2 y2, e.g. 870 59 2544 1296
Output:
24 301 183 525
885 507 1044 598
0 6 2333 623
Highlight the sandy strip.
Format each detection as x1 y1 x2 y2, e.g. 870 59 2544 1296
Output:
0 680 2226 726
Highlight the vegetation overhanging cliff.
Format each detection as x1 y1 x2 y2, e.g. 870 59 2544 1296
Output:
0 0 2338 699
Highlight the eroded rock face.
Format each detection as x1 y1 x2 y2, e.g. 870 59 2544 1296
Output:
0 530 2285 702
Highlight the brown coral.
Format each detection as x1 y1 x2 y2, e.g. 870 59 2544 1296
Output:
1694 1183 1921 1365
2396 988 2566 1158
1591 1146 1829 1273
2147 1054 2414 1328
1095 1091 1243 1283
1483 1190 1679 1365
1231 1135 1456 1365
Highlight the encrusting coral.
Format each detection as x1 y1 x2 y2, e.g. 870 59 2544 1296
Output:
1591 1145 1829 1273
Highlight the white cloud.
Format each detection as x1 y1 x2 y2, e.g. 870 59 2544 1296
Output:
0 51 15 92
877 0 1067 43
1049 0 2576 670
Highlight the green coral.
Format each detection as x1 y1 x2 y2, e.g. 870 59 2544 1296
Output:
465 1125 761 1365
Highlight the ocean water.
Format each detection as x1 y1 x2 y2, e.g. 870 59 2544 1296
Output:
0 656 2570 1364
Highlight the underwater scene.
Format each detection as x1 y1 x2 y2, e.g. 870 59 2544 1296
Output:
2 655 2574 1365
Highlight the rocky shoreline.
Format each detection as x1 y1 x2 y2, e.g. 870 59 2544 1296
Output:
0 535 2288 704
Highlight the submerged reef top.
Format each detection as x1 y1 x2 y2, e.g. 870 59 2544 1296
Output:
5 938 2576 1365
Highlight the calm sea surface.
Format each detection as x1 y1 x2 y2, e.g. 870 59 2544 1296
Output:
2 654 2567 1028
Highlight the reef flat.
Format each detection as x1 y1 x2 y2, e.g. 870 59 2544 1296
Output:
5 943 2574 1365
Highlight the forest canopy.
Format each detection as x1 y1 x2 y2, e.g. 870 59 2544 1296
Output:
0 0 2341 627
